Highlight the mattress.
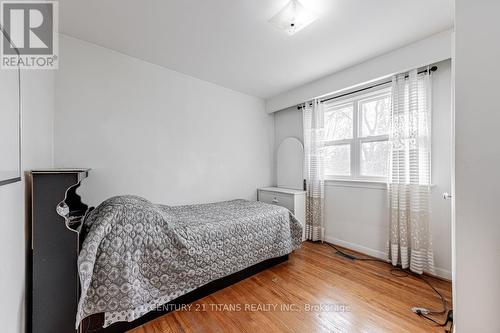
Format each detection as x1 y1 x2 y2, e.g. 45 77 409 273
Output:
76 195 302 328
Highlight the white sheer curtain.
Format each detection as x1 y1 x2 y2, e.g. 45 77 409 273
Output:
303 99 325 241
388 69 434 275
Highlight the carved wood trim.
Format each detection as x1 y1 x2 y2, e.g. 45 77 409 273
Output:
56 180 93 234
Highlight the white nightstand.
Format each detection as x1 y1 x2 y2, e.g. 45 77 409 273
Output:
257 187 306 241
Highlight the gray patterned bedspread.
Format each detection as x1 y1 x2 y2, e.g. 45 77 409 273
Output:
76 195 302 328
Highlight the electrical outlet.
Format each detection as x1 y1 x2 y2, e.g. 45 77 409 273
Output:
411 307 430 314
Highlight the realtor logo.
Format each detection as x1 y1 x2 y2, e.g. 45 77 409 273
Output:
1 1 58 69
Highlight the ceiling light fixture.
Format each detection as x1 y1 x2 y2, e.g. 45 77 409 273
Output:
269 0 318 36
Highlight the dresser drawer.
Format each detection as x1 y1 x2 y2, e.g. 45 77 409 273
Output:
258 191 294 212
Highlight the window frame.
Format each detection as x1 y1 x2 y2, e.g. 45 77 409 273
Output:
322 84 392 182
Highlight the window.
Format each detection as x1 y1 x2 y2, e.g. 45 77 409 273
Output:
323 86 391 181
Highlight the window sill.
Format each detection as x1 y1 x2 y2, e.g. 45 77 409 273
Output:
324 179 438 190
325 179 387 190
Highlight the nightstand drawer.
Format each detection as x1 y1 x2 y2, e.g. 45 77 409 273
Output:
258 191 294 212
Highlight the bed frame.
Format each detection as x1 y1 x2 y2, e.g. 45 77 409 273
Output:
82 254 288 333
52 171 289 333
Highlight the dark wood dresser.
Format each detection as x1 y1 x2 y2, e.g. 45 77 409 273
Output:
27 169 90 333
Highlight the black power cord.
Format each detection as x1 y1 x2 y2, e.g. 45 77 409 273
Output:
415 308 453 327
326 242 453 332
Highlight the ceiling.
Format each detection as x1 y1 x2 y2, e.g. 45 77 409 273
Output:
59 0 453 99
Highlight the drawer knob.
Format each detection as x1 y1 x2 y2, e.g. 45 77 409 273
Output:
272 197 279 203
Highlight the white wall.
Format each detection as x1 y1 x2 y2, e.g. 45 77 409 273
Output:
54 35 274 207
274 60 452 279
0 70 54 333
454 1 500 331
267 29 452 113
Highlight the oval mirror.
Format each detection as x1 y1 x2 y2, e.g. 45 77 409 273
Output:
277 137 303 190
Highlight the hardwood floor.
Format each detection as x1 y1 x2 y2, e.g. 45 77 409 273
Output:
129 242 452 333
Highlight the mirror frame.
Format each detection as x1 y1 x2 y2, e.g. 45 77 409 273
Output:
0 25 21 186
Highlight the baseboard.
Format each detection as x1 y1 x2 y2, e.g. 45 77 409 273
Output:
431 267 452 281
324 236 388 260
324 236 452 280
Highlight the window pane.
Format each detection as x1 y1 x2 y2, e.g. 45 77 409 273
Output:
360 141 389 177
324 103 353 141
360 96 390 137
324 145 350 176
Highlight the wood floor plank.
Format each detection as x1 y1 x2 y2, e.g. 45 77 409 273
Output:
129 242 452 333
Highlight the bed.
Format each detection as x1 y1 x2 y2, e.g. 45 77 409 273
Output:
73 195 303 332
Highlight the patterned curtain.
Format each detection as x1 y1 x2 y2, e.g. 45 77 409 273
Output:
303 99 325 241
388 69 434 275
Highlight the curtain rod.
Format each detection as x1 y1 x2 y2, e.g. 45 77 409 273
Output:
297 65 438 110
